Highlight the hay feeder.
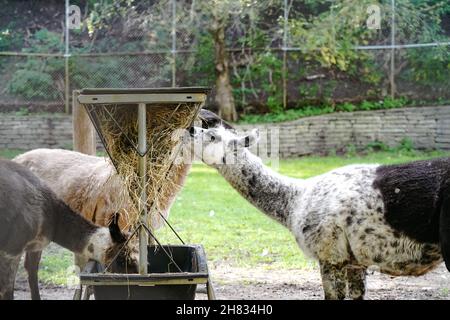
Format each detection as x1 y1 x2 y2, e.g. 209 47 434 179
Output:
75 87 215 300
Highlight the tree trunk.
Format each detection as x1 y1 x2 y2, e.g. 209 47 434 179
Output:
211 22 237 122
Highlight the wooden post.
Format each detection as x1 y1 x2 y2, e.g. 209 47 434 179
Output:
72 90 96 155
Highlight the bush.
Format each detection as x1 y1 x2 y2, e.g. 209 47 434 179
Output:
9 69 57 99
0 23 23 52
395 138 415 153
238 97 409 124
365 141 390 152
8 29 64 100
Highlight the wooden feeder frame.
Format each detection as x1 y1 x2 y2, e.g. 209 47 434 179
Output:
74 87 215 300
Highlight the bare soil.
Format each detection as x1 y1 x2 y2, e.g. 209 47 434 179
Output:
14 263 450 300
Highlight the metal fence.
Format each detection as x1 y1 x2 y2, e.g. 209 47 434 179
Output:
0 0 449 114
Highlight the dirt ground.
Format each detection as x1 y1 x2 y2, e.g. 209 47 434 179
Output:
14 263 450 300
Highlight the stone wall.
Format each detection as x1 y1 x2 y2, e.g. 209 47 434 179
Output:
1 106 450 158
239 106 450 157
0 114 73 150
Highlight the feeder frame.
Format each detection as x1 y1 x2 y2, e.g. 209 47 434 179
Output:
78 87 209 276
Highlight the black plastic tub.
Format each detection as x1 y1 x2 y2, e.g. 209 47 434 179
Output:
79 245 209 300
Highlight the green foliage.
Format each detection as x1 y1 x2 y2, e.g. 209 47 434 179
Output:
186 35 216 86
395 138 415 153
382 97 408 109
2 0 449 113
14 107 30 116
405 46 450 86
71 56 132 88
0 23 23 52
7 28 170 99
297 80 337 104
394 1 450 87
0 23 24 69
9 69 57 100
0 149 22 159
239 105 334 124
336 102 356 112
8 29 64 100
239 97 409 124
288 0 376 72
365 141 390 153
23 29 64 54
248 52 284 113
85 0 135 37
345 144 358 157
364 138 415 155
286 0 449 101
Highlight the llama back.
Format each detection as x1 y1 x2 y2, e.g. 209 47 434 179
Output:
13 148 190 230
0 159 99 255
13 148 130 229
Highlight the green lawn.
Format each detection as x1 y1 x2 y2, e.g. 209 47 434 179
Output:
3 148 450 284
0 149 22 159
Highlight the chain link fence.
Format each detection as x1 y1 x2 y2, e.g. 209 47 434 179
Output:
0 0 449 114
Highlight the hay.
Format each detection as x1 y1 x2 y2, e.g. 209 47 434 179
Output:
86 102 199 230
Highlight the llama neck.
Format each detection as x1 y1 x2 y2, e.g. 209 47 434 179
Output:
214 149 301 227
49 195 107 259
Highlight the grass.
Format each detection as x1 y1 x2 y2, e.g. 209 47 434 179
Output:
3 148 450 284
0 149 22 159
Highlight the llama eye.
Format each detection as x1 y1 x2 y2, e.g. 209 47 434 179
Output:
210 135 216 142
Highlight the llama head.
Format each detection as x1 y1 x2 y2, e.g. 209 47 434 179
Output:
189 126 259 165
103 213 139 273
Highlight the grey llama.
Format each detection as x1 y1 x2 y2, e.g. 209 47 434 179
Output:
0 159 136 300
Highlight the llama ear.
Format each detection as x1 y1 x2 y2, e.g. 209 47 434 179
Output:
238 129 259 148
109 213 126 244
198 109 235 129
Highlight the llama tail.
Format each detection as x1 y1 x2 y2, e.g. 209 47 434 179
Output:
440 188 450 271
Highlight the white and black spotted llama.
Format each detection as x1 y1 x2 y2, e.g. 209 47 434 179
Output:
189 125 450 300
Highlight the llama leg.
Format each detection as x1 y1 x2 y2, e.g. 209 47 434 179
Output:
346 266 367 300
24 251 42 300
0 254 21 300
319 261 347 300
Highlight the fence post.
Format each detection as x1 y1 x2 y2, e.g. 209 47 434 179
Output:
72 90 96 155
65 0 70 114
171 0 176 87
390 0 396 98
282 0 288 110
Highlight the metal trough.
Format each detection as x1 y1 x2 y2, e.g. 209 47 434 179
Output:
79 245 214 300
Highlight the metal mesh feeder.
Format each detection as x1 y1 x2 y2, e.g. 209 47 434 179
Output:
76 87 215 300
